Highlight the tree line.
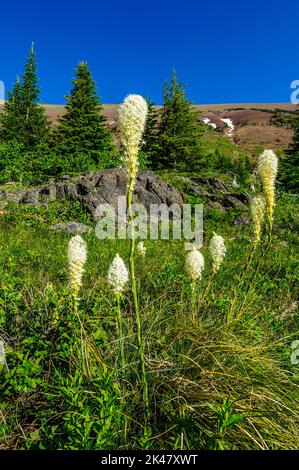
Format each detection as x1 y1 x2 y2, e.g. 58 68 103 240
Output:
0 45 205 183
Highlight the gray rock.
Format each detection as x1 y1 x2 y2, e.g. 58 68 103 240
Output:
235 214 251 226
20 190 40 205
50 221 93 234
0 169 249 219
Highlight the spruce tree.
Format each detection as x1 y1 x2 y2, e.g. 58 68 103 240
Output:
140 97 159 167
155 70 203 170
0 44 50 150
281 115 299 192
0 77 23 142
52 61 114 168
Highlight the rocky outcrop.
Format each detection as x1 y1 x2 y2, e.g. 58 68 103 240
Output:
178 176 249 211
0 170 249 219
0 169 184 219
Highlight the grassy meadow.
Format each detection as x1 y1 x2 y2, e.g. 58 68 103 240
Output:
0 181 298 450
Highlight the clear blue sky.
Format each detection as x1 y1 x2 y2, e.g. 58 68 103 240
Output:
1 0 298 104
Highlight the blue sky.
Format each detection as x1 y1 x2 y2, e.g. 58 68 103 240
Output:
1 0 298 104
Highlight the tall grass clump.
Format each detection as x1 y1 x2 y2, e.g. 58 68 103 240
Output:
118 95 150 432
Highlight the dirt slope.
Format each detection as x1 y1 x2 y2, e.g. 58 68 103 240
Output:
0 102 297 150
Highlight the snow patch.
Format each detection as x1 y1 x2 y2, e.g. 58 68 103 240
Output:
221 118 234 137
202 118 217 129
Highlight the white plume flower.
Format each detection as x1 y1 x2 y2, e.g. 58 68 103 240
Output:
68 235 87 300
0 340 6 365
209 233 226 272
118 94 148 181
250 194 266 244
108 254 129 294
257 149 278 230
137 241 146 258
185 248 205 281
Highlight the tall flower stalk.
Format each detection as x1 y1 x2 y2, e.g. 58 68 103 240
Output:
185 248 205 321
257 149 278 237
209 233 226 273
67 235 88 373
108 254 129 369
118 95 150 429
250 194 266 247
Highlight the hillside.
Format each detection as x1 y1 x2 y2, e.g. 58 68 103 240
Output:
0 102 297 150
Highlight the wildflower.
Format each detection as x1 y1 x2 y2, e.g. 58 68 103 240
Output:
0 340 6 365
250 194 266 245
137 241 146 258
185 248 205 281
108 254 129 294
291 340 299 365
68 235 87 301
257 149 278 231
209 233 226 272
118 94 147 182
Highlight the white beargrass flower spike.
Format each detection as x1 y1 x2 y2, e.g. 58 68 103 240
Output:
68 235 87 301
185 248 205 322
0 340 6 365
137 241 146 258
118 94 147 182
209 233 226 272
108 254 129 295
257 149 278 232
185 248 205 281
250 194 266 245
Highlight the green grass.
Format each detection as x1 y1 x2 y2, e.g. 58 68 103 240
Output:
0 188 298 450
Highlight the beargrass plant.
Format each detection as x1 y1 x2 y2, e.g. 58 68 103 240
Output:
118 94 151 434
257 149 278 239
107 253 129 369
67 235 89 374
227 151 278 323
0 146 298 450
185 248 205 321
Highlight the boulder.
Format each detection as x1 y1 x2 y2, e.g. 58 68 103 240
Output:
0 169 184 220
50 221 93 234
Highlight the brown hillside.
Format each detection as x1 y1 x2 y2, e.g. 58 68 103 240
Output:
0 102 297 150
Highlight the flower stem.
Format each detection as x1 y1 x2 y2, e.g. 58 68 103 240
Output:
116 292 125 370
191 281 196 322
127 176 151 432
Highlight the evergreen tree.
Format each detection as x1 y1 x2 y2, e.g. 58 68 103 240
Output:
52 61 115 168
0 77 23 141
155 70 203 170
0 44 50 150
281 115 299 192
140 97 159 167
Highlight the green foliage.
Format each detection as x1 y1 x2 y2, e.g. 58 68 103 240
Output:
0 141 26 183
0 44 50 150
144 71 204 170
140 98 160 168
52 62 116 170
280 117 299 192
207 399 245 450
190 134 254 183
0 189 298 450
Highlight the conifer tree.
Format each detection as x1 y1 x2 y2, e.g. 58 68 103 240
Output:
0 44 50 150
52 61 114 167
140 97 159 167
155 70 203 169
281 116 299 192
